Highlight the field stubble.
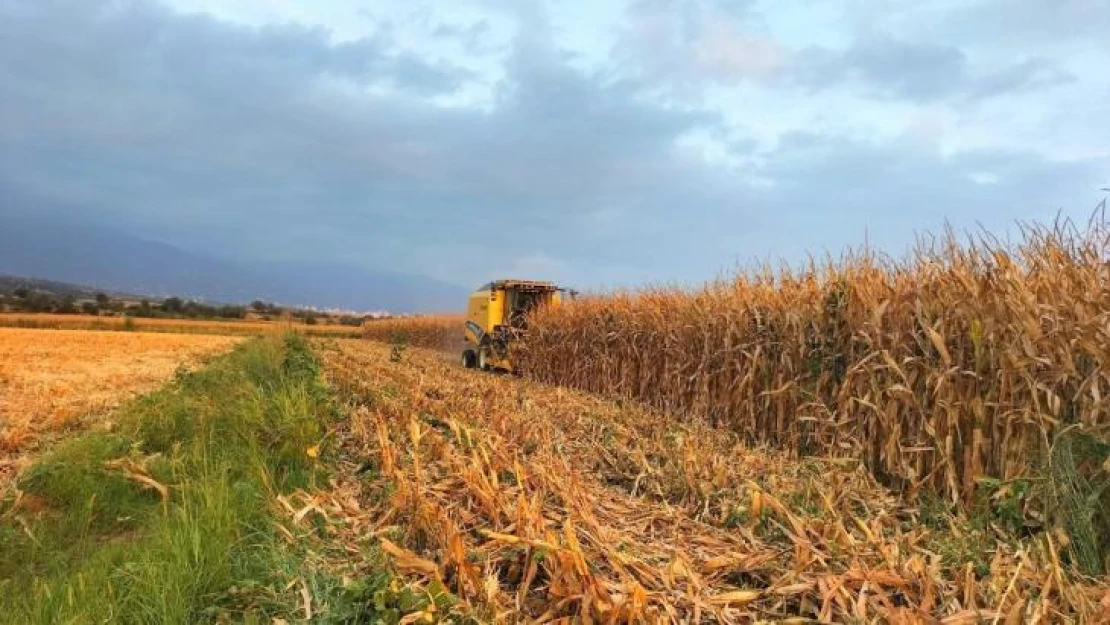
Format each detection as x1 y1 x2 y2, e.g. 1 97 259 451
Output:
313 340 1108 623
0 313 363 337
0 327 240 488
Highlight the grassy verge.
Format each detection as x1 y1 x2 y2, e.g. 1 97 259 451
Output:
0 333 337 623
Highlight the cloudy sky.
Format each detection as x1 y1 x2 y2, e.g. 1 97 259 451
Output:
1 0 1107 289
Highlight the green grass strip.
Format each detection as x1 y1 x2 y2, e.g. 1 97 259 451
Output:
0 333 335 624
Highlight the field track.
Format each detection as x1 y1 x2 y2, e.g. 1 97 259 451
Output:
316 339 1109 623
0 327 240 488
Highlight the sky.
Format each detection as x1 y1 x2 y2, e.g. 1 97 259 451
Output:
1 0 1107 290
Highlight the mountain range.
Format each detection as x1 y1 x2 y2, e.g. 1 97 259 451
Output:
0 210 467 313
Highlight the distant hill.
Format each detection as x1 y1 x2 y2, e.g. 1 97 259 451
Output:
0 274 143 300
0 211 467 313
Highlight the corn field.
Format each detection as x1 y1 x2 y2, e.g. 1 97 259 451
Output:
519 219 1109 554
362 316 463 352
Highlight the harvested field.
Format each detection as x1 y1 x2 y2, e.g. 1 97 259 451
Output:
314 339 1109 623
0 328 240 486
362 315 463 352
0 313 362 337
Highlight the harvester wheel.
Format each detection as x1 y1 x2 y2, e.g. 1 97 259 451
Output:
478 348 491 371
461 350 477 369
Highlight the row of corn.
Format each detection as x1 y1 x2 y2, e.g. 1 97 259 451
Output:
519 221 1109 504
362 316 463 352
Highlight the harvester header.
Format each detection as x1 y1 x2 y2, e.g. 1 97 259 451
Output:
461 278 563 372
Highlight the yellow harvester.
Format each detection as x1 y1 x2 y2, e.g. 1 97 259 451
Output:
462 279 562 372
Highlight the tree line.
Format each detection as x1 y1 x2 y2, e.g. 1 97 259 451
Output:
0 288 248 319
0 289 366 326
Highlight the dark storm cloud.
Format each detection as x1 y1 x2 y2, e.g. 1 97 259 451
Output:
614 1 1074 103
0 0 1104 289
431 19 492 54
0 0 724 284
788 37 1074 102
744 135 1103 260
0 0 463 98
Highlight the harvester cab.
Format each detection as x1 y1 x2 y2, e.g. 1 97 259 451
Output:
462 279 563 372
